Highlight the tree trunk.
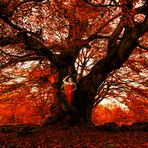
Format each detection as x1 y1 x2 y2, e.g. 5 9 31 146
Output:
42 63 106 127
42 16 148 127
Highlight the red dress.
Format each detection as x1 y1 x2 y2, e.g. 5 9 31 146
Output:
66 84 73 105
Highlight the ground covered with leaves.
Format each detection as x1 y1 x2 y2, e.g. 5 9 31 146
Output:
0 122 148 148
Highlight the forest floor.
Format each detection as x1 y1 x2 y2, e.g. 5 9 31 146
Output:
0 122 148 148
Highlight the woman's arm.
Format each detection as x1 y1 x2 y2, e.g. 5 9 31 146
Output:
63 75 70 85
71 83 77 92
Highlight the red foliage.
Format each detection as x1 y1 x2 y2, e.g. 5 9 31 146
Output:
0 0 147 125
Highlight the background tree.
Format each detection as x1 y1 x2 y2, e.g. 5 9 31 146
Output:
0 0 147 125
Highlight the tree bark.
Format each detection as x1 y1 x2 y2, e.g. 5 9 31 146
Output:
74 18 148 124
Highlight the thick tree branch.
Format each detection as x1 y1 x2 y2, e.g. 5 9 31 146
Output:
59 13 121 70
12 0 44 14
138 16 148 33
135 5 148 15
0 14 22 31
137 43 148 50
0 36 23 47
0 0 44 17
82 0 128 7
17 31 59 65
0 54 45 69
0 15 44 42
78 13 148 120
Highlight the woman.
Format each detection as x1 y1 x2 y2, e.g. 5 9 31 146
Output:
61 75 77 105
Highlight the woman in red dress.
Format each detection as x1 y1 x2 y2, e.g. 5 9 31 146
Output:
62 75 77 105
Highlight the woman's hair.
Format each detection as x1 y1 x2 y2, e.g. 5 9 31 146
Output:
68 77 73 83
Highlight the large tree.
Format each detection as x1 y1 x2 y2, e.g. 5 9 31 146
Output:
0 0 148 125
